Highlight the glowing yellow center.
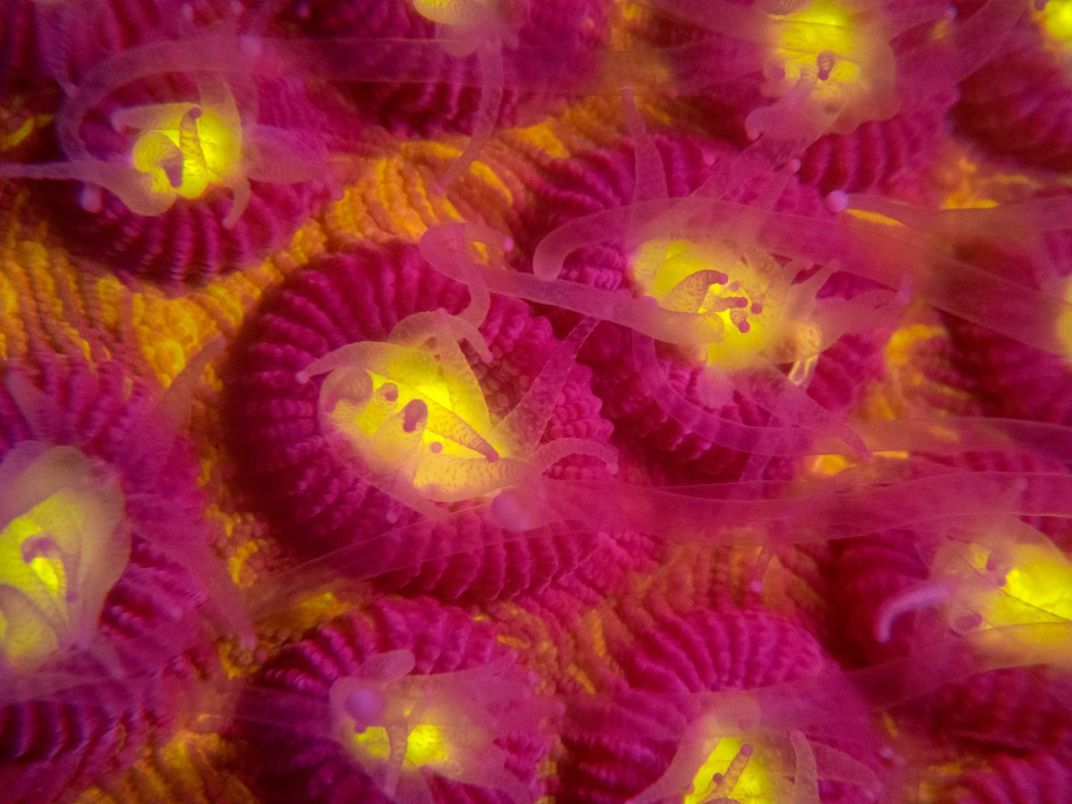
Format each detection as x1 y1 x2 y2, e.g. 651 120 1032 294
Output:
975 543 1072 625
317 332 511 504
938 541 1072 658
685 738 774 803
0 492 120 669
353 723 451 768
769 0 869 104
631 239 782 370
0 446 128 672
1038 1 1072 49
131 104 242 201
330 354 501 463
1 492 78 666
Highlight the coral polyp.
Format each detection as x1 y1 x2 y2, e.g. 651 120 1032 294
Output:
239 596 551 803
4 0 1072 800
302 308 615 511
225 241 617 600
0 357 235 800
328 649 539 801
0 443 128 673
756 0 897 139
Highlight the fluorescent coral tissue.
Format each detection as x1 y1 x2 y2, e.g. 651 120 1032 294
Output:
7 1 1072 802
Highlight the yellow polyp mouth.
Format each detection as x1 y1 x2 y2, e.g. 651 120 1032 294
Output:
1001 548 1072 621
0 455 126 674
630 239 783 370
318 331 511 503
130 104 243 202
685 737 774 803
0 495 73 666
341 368 501 462
1038 0 1072 50
767 0 874 107
0 446 132 673
939 542 1072 649
353 722 452 768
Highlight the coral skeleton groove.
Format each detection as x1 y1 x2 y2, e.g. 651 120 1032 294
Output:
3 0 1072 800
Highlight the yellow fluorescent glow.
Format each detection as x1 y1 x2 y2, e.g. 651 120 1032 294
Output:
810 453 852 477
313 308 615 507
131 104 243 202
2 491 82 620
355 370 486 459
353 723 452 768
771 0 866 99
0 446 128 672
844 208 905 228
1038 1 1072 48
884 323 947 370
329 350 500 463
809 450 909 477
411 0 494 27
630 239 789 370
685 737 773 803
27 553 63 594
759 0 900 134
941 541 1072 650
989 544 1072 623
316 318 512 504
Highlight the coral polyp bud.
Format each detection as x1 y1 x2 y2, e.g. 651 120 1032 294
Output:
126 101 244 206
0 444 128 673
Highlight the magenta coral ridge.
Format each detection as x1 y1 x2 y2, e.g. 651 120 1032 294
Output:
954 1 1072 172
270 0 611 138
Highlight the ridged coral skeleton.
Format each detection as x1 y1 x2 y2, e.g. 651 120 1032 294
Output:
2 0 1072 801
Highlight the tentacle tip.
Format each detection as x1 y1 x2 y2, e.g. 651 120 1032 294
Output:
826 190 849 213
80 184 103 214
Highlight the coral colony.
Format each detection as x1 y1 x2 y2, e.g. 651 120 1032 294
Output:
5 1 1072 802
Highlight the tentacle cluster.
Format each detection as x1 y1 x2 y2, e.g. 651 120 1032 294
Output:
3 0 1072 800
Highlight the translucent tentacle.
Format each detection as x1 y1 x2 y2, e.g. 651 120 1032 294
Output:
525 438 619 478
789 731 820 804
496 318 598 454
440 42 504 189
419 224 495 328
624 89 668 206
